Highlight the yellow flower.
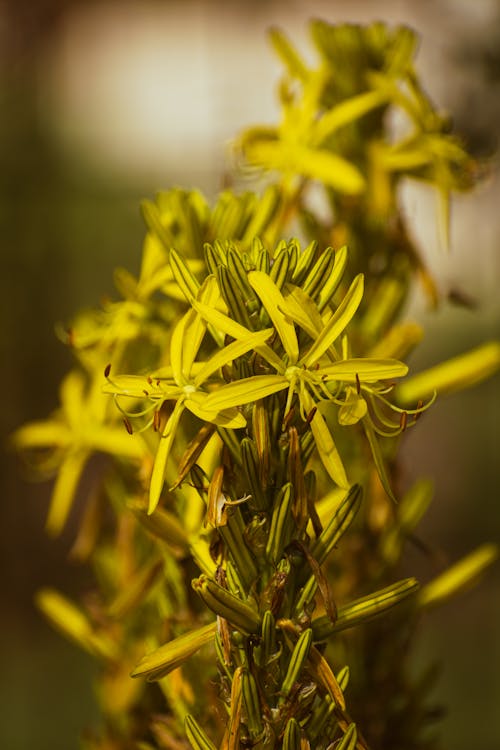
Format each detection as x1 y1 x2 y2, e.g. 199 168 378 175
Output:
104 277 273 514
13 369 145 535
192 271 412 493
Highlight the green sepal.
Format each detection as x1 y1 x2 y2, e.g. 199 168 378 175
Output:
337 723 357 750
283 718 301 750
312 577 419 639
131 621 216 681
266 483 295 565
169 247 200 302
217 264 254 329
312 484 362 566
218 509 258 591
192 575 261 635
241 668 263 737
301 246 336 301
185 714 218 750
269 245 290 289
280 628 313 698
240 438 268 511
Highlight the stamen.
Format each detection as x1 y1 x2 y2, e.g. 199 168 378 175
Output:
306 407 317 424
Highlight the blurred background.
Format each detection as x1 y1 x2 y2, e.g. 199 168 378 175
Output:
1 0 499 748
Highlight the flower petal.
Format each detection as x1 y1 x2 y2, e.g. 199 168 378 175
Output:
318 358 408 383
46 450 89 536
203 375 288 412
185 397 246 429
131 622 217 680
301 392 348 488
193 328 273 387
248 271 299 364
301 274 364 368
149 400 185 515
191 299 285 373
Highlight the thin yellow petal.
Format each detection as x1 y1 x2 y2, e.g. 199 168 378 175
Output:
185 397 246 429
192 297 285 373
301 392 348 488
193 329 274 387
11 420 71 449
149 400 185 515
46 450 88 536
301 274 364 368
203 375 288 412
248 271 299 363
131 622 216 680
318 358 408 383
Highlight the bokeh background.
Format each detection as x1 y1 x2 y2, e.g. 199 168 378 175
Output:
1 1 499 748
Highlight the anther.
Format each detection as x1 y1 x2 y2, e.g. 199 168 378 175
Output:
400 411 408 432
104 363 111 378
355 373 361 395
123 417 133 435
306 407 317 424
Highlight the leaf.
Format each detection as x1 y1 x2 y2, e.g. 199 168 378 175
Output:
301 274 364 367
248 271 299 363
